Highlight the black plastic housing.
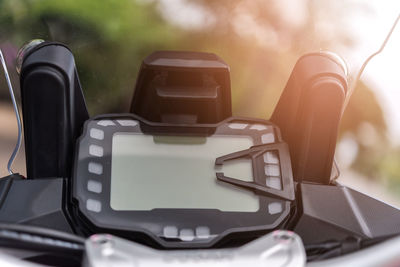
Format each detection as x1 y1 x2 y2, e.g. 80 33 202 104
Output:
130 51 232 124
271 53 347 184
0 175 72 233
20 43 89 179
295 183 400 244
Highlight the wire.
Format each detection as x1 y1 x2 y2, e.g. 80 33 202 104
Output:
305 240 341 251
0 223 85 244
360 233 398 248
309 247 342 261
0 223 85 253
342 13 400 115
306 234 400 262
0 48 23 175
0 223 85 267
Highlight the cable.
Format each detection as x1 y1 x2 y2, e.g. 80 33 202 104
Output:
0 223 85 243
306 234 400 262
0 223 85 252
305 240 341 251
0 48 23 175
342 13 400 115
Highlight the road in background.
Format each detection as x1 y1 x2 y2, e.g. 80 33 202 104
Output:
0 104 25 177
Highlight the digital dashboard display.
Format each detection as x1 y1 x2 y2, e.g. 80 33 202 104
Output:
110 134 259 211
73 116 294 248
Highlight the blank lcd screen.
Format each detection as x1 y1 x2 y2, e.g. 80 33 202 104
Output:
110 133 259 211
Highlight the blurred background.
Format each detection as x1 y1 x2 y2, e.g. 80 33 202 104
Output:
0 0 400 205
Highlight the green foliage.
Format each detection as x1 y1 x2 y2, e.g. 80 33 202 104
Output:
0 0 179 113
378 150 400 195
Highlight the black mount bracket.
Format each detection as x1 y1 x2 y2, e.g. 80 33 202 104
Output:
215 143 295 201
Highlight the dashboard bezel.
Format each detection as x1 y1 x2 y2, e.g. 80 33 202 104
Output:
72 114 294 248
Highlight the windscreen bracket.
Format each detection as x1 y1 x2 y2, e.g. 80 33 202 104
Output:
215 143 295 201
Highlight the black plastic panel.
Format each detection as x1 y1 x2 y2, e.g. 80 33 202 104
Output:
0 176 73 233
295 183 400 244
130 51 232 124
271 53 347 184
20 43 89 179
